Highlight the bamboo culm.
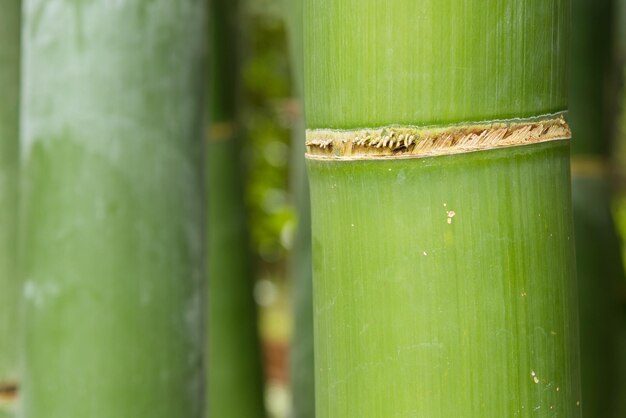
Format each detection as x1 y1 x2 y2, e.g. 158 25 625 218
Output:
19 2 206 417
0 0 20 416
569 0 624 415
305 1 581 417
284 0 316 416
206 0 266 416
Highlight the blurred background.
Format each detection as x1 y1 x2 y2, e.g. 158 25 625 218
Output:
235 1 297 416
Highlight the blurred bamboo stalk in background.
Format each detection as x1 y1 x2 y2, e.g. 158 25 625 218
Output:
616 0 626 414
0 1 20 417
284 0 316 417
305 1 581 416
19 1 206 416
206 0 266 416
569 0 624 415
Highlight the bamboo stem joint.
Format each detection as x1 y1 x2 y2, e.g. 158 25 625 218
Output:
306 115 571 160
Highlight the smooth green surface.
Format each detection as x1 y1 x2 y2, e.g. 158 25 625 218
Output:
20 2 206 417
0 0 20 389
309 142 581 417
207 140 265 418
289 118 315 418
285 0 315 417
304 0 570 129
619 302 626 418
305 0 578 416
285 0 304 98
568 0 624 416
616 1 626 416
207 0 266 416
619 0 626 56
571 176 623 417
569 0 613 156
209 0 239 123
0 404 16 418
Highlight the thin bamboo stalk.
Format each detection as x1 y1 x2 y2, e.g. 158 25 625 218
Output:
570 176 623 416
206 0 266 415
288 120 315 418
206 142 266 418
569 0 624 415
305 1 581 416
617 0 626 413
284 0 316 417
0 1 20 417
614 0 626 415
19 2 206 416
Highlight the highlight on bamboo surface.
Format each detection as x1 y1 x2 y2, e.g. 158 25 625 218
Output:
305 0 580 416
0 0 20 417
19 2 206 417
206 0 267 416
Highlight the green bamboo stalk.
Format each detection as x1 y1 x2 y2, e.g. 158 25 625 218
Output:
288 118 315 418
206 145 266 418
19 2 206 417
568 0 624 415
617 0 626 413
614 0 626 415
570 177 623 416
206 0 266 416
0 400 16 418
0 1 20 417
284 0 315 417
305 1 581 417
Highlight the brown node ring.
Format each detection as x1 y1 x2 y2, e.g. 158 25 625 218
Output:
305 116 571 160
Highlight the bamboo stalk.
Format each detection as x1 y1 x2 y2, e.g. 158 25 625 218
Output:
570 174 623 416
206 0 266 416
616 0 626 414
568 0 624 415
0 400 16 418
305 1 581 416
19 2 206 416
284 0 316 417
206 142 266 418
613 0 626 415
0 1 21 417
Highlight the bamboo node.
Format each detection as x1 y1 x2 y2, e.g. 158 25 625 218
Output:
305 115 571 160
